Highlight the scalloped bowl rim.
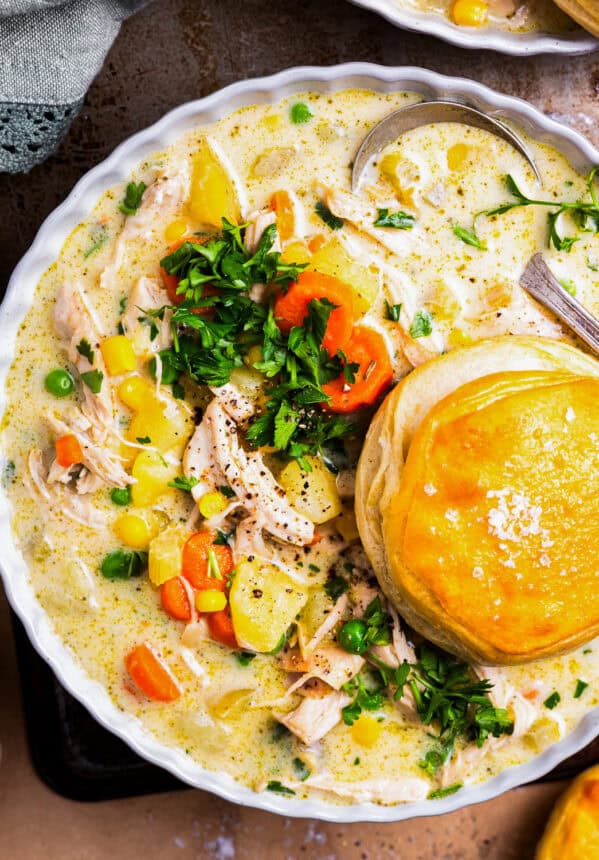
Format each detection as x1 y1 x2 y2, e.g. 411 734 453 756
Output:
1 64 599 822
346 0 598 55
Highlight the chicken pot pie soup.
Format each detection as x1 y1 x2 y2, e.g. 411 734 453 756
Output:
3 88 599 806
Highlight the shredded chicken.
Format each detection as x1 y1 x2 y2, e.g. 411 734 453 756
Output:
121 275 172 356
283 645 364 693
298 593 349 658
276 690 351 746
244 208 279 254
209 383 256 424
45 411 129 488
285 772 430 804
382 264 445 367
25 449 106 528
99 157 191 292
323 187 424 258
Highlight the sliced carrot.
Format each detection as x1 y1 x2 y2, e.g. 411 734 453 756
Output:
125 643 181 702
181 530 234 591
308 234 326 254
273 270 355 355
55 433 83 467
160 576 192 621
270 190 295 242
160 236 214 306
207 606 238 649
322 325 393 414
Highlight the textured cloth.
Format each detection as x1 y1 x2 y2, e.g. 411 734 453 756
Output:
0 0 148 173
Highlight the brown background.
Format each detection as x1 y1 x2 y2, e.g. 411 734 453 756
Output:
1 0 598 857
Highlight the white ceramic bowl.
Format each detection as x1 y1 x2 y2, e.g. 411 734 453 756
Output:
2 64 599 822
348 0 598 54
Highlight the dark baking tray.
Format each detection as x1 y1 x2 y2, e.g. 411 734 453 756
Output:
11 611 599 802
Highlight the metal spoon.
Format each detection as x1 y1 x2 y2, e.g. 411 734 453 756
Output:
520 253 599 356
351 100 541 192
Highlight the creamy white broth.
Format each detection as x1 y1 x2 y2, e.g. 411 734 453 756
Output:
393 0 574 34
2 89 599 805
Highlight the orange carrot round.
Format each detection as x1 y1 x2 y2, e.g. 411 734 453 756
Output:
270 190 295 242
181 530 234 591
125 643 181 702
160 576 192 621
273 270 355 355
322 325 393 413
207 607 238 650
55 433 83 467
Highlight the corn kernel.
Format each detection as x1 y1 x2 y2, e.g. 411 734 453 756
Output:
451 0 488 27
351 715 382 748
195 589 227 613
118 376 151 410
165 218 189 242
101 336 137 376
113 513 151 549
447 142 469 170
198 490 229 519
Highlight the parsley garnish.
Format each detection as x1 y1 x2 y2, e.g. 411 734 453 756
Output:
118 181 147 216
292 757 311 781
574 679 588 699
341 670 386 725
266 780 295 796
428 783 463 800
235 651 256 666
1 460 15 488
315 200 344 230
452 224 487 250
409 310 433 339
80 369 103 393
385 301 402 322
290 102 313 124
543 691 561 710
217 484 236 498
374 208 415 229
214 528 234 546
100 549 147 580
324 575 349 601
587 257 599 272
83 225 109 258
76 338 95 364
479 169 599 252
136 436 151 444
168 476 199 492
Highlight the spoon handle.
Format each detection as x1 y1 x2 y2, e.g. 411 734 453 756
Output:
520 253 599 357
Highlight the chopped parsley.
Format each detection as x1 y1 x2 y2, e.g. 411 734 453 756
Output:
479 169 599 252
543 691 561 710
292 757 311 781
83 225 109 258
1 460 15 488
374 208 415 229
100 549 147 580
385 301 402 322
118 181 147 216
80 369 103 394
290 102 313 124
266 780 295 796
324 575 349 601
587 257 598 272
574 680 588 699
76 338 95 364
314 200 344 230
341 670 386 725
168 476 199 492
136 436 151 444
452 224 487 250
214 528 234 546
409 310 433 339
428 783 463 800
235 651 256 666
217 484 236 498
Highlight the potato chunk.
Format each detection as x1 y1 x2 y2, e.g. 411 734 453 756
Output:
229 557 308 653
278 455 342 524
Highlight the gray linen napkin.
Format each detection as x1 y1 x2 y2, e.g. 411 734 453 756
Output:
0 0 148 173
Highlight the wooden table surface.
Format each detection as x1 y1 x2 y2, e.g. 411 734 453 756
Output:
1 1 598 857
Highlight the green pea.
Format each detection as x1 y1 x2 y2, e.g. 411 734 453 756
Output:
148 355 179 385
44 368 75 398
338 619 368 655
110 486 131 506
